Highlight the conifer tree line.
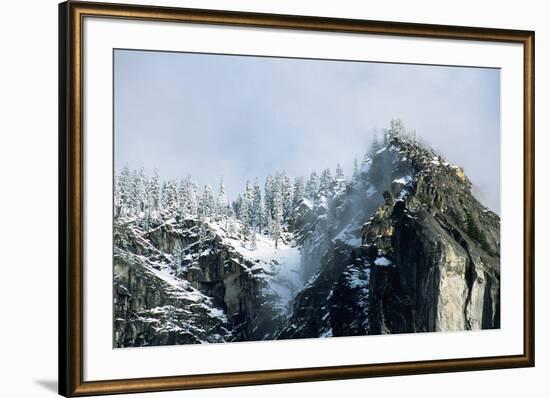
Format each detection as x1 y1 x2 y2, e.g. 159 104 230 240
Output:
114 119 409 242
114 167 346 237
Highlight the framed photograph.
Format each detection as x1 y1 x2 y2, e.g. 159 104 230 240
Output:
59 1 534 396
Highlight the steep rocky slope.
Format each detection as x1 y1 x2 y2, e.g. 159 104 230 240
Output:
279 137 500 338
114 216 302 347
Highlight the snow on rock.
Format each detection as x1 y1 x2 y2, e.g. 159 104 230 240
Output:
393 175 412 185
333 218 363 247
374 256 392 266
198 219 307 316
230 233 303 314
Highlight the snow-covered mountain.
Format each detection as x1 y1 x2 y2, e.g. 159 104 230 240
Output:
114 121 500 347
280 133 500 339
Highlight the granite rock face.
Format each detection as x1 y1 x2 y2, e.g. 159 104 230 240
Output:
113 217 291 347
363 138 500 333
279 137 500 338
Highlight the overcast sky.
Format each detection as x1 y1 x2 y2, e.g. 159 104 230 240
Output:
114 49 500 213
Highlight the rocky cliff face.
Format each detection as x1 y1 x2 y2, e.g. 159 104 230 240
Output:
362 138 500 333
279 137 500 339
114 216 300 347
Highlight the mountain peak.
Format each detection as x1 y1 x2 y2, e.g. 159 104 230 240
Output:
114 121 500 346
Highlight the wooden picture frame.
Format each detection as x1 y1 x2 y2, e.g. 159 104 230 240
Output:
59 1 534 396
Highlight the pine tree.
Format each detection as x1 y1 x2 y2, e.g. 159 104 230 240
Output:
185 177 199 217
319 168 333 194
216 178 229 218
290 177 305 230
388 118 405 140
177 179 188 215
162 179 178 211
292 177 305 210
281 174 294 221
117 166 132 215
114 173 121 218
258 198 266 234
130 169 140 213
239 180 254 238
160 181 168 209
134 168 150 225
232 194 242 219
148 168 161 215
271 188 283 248
199 184 215 218
334 163 346 193
239 180 253 225
264 175 274 218
252 179 263 231
305 171 319 199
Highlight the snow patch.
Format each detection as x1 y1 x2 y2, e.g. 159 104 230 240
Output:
208 219 305 316
393 175 412 185
374 256 392 266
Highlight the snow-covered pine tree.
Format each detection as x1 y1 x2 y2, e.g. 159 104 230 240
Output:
148 168 161 216
264 175 275 220
329 164 347 234
232 194 242 220
160 181 168 210
305 171 319 199
319 168 333 195
292 177 305 210
114 173 121 218
185 176 199 217
239 180 254 238
136 168 151 226
271 187 284 248
177 179 188 216
334 163 346 193
258 198 266 234
252 180 263 232
388 118 405 140
131 167 148 217
199 184 215 219
289 176 305 230
216 178 229 218
280 174 294 222
130 169 141 214
239 180 252 224
164 179 179 212
118 166 133 216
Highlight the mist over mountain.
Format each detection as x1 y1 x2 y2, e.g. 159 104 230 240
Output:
113 120 500 347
